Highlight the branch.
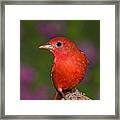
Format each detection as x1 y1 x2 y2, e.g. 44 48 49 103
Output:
53 88 92 100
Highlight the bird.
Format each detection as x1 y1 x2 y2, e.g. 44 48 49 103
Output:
39 37 89 99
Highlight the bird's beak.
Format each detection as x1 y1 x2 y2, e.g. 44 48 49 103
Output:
39 44 54 50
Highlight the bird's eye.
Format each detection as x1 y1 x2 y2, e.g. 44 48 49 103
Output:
56 42 62 47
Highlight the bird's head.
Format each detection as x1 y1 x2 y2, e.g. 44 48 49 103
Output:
39 37 78 56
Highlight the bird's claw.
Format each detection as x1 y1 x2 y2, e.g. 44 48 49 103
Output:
58 88 67 100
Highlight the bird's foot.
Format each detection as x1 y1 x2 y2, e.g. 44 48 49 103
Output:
58 88 67 100
60 92 67 100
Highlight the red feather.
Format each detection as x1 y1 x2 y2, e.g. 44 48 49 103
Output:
48 37 89 92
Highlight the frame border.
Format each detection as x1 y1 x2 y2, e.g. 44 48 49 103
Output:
0 0 119 119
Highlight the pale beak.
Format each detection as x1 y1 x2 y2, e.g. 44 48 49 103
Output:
39 44 54 50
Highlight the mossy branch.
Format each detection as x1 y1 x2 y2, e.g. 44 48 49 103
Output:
53 88 92 100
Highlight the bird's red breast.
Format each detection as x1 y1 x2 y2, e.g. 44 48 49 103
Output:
47 37 89 91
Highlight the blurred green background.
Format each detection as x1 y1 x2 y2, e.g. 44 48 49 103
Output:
20 20 100 100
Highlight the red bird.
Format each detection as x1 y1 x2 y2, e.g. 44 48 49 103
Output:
39 37 89 99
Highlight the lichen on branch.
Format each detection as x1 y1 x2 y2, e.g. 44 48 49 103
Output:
53 88 92 100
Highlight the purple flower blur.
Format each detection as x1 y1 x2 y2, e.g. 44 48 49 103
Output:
32 87 51 100
77 41 98 83
20 64 50 100
77 41 98 64
20 64 36 84
37 21 66 39
20 85 50 100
